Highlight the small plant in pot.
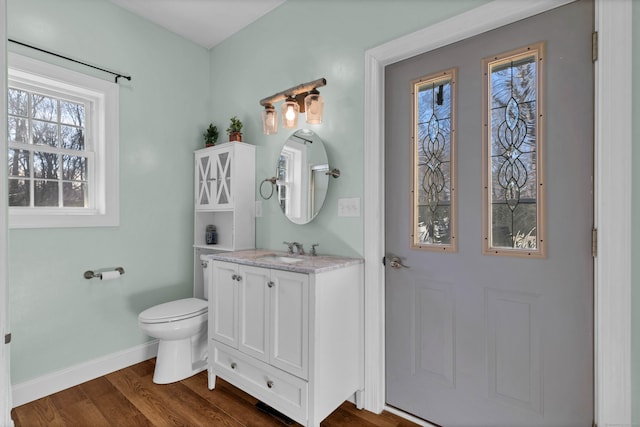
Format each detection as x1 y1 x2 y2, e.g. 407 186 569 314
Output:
226 116 243 142
203 124 219 147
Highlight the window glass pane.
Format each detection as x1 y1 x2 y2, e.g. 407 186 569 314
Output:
485 45 543 255
8 149 29 177
62 155 87 181
8 179 29 207
60 125 84 150
60 100 84 127
8 88 28 116
31 94 57 121
63 182 87 207
412 69 456 251
32 120 58 147
34 180 58 207
8 116 29 143
34 151 59 179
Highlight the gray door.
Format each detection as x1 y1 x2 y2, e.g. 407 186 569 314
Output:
384 2 593 426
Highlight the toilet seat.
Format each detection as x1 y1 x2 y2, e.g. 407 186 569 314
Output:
139 298 207 324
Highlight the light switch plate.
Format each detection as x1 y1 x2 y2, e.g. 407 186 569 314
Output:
338 197 360 217
255 201 263 218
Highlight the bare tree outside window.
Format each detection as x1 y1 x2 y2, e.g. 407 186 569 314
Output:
7 87 88 208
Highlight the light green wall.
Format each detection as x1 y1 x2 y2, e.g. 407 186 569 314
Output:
7 0 210 383
633 1 640 424
209 0 488 258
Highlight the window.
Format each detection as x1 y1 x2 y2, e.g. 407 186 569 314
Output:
482 43 545 257
7 53 119 228
411 68 457 251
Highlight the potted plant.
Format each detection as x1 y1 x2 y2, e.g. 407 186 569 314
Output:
226 116 243 142
203 123 219 147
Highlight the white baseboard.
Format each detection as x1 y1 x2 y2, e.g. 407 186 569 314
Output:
12 340 158 407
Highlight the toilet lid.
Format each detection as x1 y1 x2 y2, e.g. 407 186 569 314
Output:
139 298 207 323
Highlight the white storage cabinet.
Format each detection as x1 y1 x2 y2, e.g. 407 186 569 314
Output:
193 143 255 298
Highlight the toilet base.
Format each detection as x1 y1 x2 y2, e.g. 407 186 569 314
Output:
153 334 207 384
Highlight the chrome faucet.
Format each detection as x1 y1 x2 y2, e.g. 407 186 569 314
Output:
283 241 295 254
292 242 305 255
311 243 319 256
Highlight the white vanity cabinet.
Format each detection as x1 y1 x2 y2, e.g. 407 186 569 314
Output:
210 262 309 378
206 253 364 427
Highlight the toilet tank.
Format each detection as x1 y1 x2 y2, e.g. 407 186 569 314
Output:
200 255 210 300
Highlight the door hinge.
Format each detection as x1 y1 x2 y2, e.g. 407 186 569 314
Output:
592 228 598 257
4 333 11 344
592 31 598 62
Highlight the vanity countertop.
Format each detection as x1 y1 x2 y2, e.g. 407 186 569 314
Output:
204 249 363 274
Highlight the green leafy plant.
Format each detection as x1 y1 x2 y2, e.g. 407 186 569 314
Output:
226 116 243 134
203 124 219 146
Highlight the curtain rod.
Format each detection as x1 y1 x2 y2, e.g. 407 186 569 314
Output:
8 39 132 83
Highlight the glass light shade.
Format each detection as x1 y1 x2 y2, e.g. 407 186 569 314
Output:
262 106 278 134
282 98 299 129
304 91 324 124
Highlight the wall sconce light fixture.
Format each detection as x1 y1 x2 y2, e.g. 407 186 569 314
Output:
260 78 326 135
282 96 300 129
262 105 278 134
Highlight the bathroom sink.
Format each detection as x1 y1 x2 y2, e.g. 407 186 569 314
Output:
257 254 304 264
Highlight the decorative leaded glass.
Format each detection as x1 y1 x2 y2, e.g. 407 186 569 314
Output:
411 69 456 251
483 44 545 257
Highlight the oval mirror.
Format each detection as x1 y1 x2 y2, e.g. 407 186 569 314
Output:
276 129 330 224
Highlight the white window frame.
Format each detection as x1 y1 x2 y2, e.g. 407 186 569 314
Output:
7 53 119 228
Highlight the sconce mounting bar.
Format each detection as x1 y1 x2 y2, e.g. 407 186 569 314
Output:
260 78 327 107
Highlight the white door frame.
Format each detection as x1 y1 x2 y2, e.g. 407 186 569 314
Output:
362 1 632 426
1 0 13 425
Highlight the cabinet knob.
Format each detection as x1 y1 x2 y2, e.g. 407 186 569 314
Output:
231 274 237 281
266 380 274 389
236 275 242 282
267 281 274 288
230 362 237 370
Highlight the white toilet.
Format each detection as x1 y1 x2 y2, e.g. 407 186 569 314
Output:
138 257 210 384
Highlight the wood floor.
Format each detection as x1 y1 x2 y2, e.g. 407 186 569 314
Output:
11 359 419 427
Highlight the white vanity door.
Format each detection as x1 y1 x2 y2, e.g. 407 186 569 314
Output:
238 265 270 362
269 269 309 380
210 261 239 348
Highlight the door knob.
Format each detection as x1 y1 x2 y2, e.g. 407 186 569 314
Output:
389 256 410 269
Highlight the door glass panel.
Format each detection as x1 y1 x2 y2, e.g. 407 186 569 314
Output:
483 43 545 257
411 68 456 251
198 156 210 205
216 151 230 205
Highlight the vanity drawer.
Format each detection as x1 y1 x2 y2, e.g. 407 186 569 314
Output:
210 341 308 422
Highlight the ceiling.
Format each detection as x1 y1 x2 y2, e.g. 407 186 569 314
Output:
108 0 286 49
